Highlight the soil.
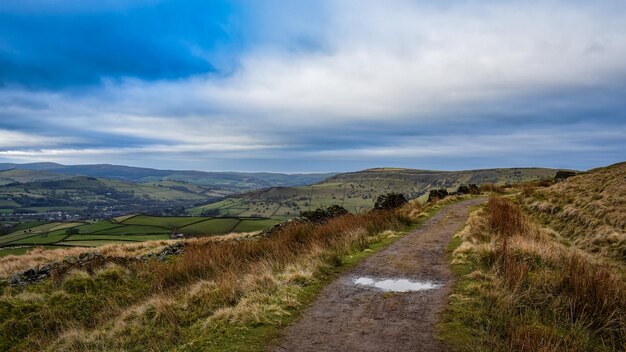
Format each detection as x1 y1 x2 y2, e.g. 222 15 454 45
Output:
272 198 486 352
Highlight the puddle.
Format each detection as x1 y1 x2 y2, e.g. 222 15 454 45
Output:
353 277 441 292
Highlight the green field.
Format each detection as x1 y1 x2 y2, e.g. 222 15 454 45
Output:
122 215 209 228
0 214 281 256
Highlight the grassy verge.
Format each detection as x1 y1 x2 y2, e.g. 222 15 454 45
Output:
0 197 467 351
440 197 626 351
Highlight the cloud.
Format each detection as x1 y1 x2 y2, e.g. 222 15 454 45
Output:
0 129 76 149
0 0 625 171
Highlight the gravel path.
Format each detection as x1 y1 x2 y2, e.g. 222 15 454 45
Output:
272 198 486 352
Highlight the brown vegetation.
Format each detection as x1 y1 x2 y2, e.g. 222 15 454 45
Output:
0 201 425 351
445 197 626 351
521 162 626 261
479 183 506 194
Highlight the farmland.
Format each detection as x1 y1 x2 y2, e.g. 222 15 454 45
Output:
0 214 280 256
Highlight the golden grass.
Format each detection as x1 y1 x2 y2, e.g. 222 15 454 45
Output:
520 162 626 261
1 203 415 351
0 241 172 278
445 197 626 351
0 232 262 278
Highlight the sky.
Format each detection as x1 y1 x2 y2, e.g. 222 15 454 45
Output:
0 0 625 173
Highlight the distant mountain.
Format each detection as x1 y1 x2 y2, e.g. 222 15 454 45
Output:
0 163 336 191
191 167 564 218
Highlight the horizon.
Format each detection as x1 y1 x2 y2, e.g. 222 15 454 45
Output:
0 160 593 175
1 1 625 172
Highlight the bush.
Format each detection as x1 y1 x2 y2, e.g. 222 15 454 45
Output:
427 189 448 202
300 205 349 223
456 184 479 195
374 193 408 210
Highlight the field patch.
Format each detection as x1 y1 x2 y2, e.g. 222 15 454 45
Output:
177 218 241 235
121 215 208 229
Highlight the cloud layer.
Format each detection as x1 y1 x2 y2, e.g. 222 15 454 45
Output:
0 0 624 172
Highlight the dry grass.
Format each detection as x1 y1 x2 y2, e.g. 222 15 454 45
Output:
0 232 262 278
479 183 506 194
1 204 415 351
519 162 626 261
446 197 626 351
0 241 174 278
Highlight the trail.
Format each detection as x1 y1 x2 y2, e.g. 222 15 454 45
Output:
272 198 485 352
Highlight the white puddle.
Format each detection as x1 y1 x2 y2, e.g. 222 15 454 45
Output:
353 277 441 292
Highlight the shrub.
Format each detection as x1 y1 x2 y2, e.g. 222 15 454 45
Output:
455 184 480 195
300 205 349 223
479 183 505 194
374 193 408 210
427 189 448 202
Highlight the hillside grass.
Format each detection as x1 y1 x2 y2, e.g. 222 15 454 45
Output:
441 197 625 351
519 162 626 262
189 168 557 219
0 197 462 351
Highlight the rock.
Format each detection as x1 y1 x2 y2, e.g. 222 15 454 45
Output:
156 242 185 261
9 265 53 286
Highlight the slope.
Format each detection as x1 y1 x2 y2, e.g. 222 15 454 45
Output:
191 167 560 218
520 161 626 260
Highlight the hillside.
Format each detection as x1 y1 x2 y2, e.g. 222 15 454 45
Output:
0 169 72 185
191 167 560 218
0 163 335 192
520 162 626 261
0 175 211 219
0 164 335 220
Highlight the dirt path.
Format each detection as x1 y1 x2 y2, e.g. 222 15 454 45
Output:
272 198 485 352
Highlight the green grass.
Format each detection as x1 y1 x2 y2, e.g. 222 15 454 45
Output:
0 222 73 245
11 231 70 245
177 219 241 235
75 221 124 233
231 219 281 233
56 240 147 247
122 215 209 229
1 214 284 253
0 245 61 257
0 247 34 257
92 225 170 235
438 230 488 349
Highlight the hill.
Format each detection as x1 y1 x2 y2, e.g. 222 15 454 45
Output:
0 175 211 219
521 161 626 260
0 169 72 185
0 164 335 220
0 163 335 192
191 167 560 218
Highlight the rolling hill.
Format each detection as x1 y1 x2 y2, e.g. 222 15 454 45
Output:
521 161 626 260
0 174 212 219
0 163 335 192
191 167 562 218
0 164 336 220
